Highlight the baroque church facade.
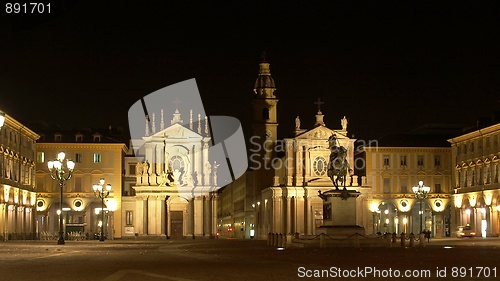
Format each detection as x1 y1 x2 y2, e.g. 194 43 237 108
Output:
122 108 219 239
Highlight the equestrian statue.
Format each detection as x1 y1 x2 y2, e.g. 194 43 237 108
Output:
327 134 353 190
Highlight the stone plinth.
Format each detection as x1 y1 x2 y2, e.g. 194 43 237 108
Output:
317 189 365 236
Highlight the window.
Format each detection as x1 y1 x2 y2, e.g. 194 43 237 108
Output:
400 155 407 166
400 178 408 193
463 144 467 154
54 134 62 142
129 163 137 175
75 134 83 142
434 155 441 167
435 183 442 193
313 156 327 176
93 153 101 163
74 177 82 192
262 108 270 120
383 178 391 193
417 155 424 167
75 153 82 163
126 211 133 226
383 155 390 167
37 152 45 163
471 142 475 152
93 135 101 142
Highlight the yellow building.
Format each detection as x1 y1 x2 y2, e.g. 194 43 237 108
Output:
35 128 126 240
449 122 500 237
363 132 454 237
0 110 39 240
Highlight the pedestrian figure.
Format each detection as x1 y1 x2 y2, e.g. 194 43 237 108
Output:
424 229 431 242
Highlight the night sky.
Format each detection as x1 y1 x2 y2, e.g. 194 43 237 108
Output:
1 1 499 141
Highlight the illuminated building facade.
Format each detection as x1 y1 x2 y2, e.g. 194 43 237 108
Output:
122 109 218 239
449 122 500 237
363 137 453 237
35 128 126 240
0 111 39 240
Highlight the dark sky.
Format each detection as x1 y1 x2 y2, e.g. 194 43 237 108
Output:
1 1 499 141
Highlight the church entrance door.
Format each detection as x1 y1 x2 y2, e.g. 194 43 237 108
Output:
170 211 183 239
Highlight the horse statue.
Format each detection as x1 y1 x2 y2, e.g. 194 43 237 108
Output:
327 134 353 190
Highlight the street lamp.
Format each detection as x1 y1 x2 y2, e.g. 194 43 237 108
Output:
412 180 430 233
48 152 75 245
0 111 5 131
93 178 111 242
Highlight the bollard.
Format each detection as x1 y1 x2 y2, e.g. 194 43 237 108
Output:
271 233 275 246
267 232 271 246
392 233 397 245
386 233 392 247
409 233 415 247
273 233 278 247
278 233 283 247
419 233 425 247
400 232 406 247
320 233 325 248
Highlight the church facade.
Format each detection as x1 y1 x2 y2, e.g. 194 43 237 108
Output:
122 109 219 239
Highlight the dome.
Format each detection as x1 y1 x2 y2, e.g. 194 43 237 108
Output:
254 74 275 89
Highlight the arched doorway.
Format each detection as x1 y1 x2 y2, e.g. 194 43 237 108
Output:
375 202 398 234
410 201 431 234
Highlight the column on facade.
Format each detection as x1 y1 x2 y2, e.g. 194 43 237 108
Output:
285 140 294 186
285 196 291 234
203 196 209 236
272 188 283 233
134 196 147 235
166 198 171 238
305 195 313 235
161 197 166 235
211 193 218 237
193 196 203 237
1 204 5 240
147 195 164 235
145 143 154 176
293 144 304 186
202 141 209 186
156 142 164 177
296 193 305 235
195 143 202 185
304 145 310 182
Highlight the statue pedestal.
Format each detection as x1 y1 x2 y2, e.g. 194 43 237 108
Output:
317 189 365 236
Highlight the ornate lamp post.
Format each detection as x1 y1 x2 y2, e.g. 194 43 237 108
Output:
48 152 75 245
93 178 111 242
412 180 430 233
0 111 5 129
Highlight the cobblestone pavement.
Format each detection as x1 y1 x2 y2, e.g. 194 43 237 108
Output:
1 238 499 281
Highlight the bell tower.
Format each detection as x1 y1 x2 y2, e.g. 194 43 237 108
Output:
251 54 278 191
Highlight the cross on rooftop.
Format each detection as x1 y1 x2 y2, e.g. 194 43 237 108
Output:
314 98 324 112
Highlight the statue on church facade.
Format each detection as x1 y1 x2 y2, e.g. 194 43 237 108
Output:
327 134 352 190
295 116 301 130
341 116 348 131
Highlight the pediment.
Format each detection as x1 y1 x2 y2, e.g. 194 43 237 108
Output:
295 126 340 140
145 123 203 141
